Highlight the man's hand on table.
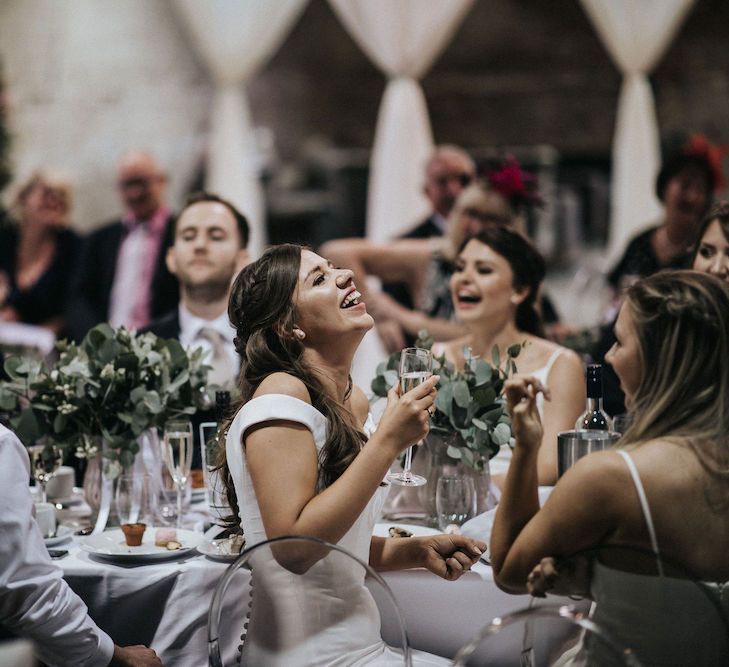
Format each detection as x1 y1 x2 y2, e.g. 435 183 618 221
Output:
110 644 163 666
421 534 487 581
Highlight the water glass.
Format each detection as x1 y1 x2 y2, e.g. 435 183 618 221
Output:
115 473 153 526
435 476 476 532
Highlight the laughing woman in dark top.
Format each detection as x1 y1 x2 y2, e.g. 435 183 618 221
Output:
0 169 80 336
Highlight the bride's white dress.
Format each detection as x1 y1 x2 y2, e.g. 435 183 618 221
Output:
226 394 449 666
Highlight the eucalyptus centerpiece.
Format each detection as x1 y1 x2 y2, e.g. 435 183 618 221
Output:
372 332 521 519
0 323 209 479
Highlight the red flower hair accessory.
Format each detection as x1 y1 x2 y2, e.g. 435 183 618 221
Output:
685 133 727 192
485 156 542 210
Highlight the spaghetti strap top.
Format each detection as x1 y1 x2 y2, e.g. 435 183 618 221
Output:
617 449 664 576
532 348 564 418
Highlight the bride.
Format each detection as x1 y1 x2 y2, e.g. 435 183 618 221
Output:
217 244 486 666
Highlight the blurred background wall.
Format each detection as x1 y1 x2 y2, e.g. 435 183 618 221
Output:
1 0 728 252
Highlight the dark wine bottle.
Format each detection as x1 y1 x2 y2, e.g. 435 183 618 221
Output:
575 364 612 430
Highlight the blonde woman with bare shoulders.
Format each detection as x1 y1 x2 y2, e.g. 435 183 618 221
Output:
434 226 584 487
491 270 729 664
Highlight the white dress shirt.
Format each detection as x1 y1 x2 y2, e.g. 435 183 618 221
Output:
178 304 239 388
0 425 114 667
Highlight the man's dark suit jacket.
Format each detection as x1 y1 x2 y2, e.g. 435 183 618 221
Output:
142 309 180 340
401 214 442 240
66 214 178 341
383 213 442 312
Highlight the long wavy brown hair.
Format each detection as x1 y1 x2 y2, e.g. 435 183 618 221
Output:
215 244 366 531
620 270 729 502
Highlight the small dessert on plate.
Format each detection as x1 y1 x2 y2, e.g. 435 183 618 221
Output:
388 526 413 538
155 527 181 550
121 523 146 546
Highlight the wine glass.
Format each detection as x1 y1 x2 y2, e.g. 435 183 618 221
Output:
387 347 432 487
28 443 63 504
435 475 476 531
115 473 152 526
161 419 193 528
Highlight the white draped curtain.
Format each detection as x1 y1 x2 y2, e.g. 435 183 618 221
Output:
328 0 474 242
174 0 308 259
580 0 695 260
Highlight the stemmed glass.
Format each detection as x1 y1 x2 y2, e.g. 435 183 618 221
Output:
28 443 63 504
387 347 432 487
160 419 193 528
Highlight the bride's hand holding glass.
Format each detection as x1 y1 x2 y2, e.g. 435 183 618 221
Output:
375 373 439 456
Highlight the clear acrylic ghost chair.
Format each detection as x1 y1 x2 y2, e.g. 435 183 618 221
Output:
455 543 729 667
208 535 412 666
451 602 641 667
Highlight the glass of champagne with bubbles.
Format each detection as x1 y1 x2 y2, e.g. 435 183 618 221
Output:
387 347 432 487
28 443 63 504
161 419 193 528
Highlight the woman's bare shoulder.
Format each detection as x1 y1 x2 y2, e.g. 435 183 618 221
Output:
350 385 370 426
252 373 312 404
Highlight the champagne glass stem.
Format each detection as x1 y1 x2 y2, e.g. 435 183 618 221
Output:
176 483 183 529
402 446 414 478
38 481 47 505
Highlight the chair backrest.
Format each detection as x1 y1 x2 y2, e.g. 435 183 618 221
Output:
452 602 642 667
207 535 412 667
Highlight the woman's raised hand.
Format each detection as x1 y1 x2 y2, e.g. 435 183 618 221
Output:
503 376 550 452
377 375 439 454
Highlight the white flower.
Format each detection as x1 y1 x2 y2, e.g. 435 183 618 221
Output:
58 403 77 415
100 363 115 379
50 370 59 382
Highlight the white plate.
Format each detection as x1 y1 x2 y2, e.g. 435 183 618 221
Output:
197 536 246 562
44 525 74 547
79 527 203 562
373 522 440 538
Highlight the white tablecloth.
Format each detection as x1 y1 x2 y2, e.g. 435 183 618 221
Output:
59 536 547 666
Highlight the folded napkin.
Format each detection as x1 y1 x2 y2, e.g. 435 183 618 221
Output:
460 486 555 544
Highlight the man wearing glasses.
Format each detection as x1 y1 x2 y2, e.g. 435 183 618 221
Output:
67 151 178 340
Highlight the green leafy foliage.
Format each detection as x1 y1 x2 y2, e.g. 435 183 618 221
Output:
371 333 522 469
0 325 209 471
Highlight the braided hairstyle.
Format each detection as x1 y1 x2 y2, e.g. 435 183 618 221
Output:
621 270 729 495
215 244 366 531
459 225 546 337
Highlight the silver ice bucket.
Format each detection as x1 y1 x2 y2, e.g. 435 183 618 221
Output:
557 430 621 478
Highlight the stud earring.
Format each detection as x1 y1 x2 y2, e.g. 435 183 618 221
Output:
294 329 306 341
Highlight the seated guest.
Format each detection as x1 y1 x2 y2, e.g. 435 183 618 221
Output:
0 424 161 666
0 169 80 335
692 200 729 283
380 145 476 335
434 226 584 486
66 151 178 340
491 271 729 664
217 244 486 666
144 192 250 389
607 146 715 294
595 144 717 415
321 175 518 352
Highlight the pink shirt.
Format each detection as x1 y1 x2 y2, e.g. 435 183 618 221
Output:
109 207 170 330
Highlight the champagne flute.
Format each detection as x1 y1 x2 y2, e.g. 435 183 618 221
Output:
161 419 193 528
28 443 63 504
387 347 432 487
